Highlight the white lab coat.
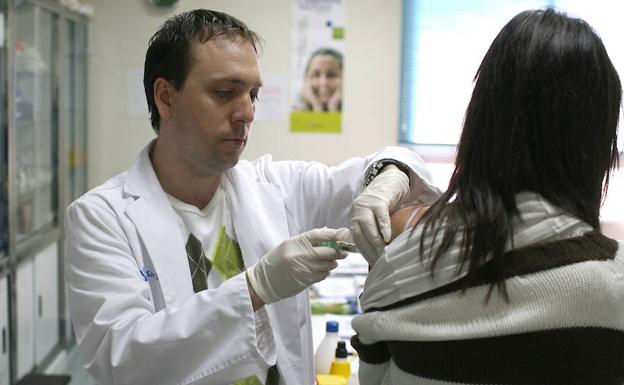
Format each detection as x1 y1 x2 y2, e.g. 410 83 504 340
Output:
65 142 439 385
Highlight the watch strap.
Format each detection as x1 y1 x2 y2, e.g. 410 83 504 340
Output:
363 158 410 188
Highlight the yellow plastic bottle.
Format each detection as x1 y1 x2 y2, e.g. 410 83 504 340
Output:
329 341 351 379
316 374 347 385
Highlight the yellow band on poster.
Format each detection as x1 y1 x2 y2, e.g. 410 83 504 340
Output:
290 112 342 133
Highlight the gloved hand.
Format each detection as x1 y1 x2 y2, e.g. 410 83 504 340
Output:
350 165 410 265
247 227 350 304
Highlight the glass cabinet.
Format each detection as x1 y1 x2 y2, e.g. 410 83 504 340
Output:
13 2 58 242
6 1 90 383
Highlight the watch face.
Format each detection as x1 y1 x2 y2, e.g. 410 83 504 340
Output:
147 0 178 8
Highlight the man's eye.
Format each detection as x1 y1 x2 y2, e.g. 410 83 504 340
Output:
250 93 260 103
215 90 232 98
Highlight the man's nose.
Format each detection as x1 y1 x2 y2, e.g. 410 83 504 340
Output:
232 94 255 124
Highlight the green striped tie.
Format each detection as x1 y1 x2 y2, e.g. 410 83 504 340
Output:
185 229 280 385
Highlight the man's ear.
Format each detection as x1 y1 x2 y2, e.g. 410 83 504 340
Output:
153 78 175 121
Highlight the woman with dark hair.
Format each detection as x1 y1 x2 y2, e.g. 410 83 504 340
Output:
350 8 624 385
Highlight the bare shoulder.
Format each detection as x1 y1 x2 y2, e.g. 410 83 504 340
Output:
390 203 430 241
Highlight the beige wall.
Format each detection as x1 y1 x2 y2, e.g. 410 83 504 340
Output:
88 0 402 187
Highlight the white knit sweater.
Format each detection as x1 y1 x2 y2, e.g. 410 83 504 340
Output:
351 194 624 385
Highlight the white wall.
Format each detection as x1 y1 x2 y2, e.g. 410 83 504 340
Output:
88 0 402 187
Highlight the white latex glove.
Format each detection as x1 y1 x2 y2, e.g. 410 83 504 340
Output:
350 165 410 264
247 227 350 304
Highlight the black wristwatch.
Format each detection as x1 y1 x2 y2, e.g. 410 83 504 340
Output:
363 158 410 188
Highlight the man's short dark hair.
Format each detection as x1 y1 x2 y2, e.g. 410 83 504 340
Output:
143 9 263 133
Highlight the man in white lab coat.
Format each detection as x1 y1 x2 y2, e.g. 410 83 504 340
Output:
65 9 440 385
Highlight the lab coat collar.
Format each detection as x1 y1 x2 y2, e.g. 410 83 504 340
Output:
123 140 159 199
222 166 290 271
124 141 291 263
121 142 292 307
123 141 195 307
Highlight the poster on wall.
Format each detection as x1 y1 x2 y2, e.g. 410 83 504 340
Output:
290 0 345 133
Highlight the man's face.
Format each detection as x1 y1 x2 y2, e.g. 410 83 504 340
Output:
167 36 262 175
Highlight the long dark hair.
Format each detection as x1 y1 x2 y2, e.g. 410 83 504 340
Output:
143 9 263 133
418 8 621 293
